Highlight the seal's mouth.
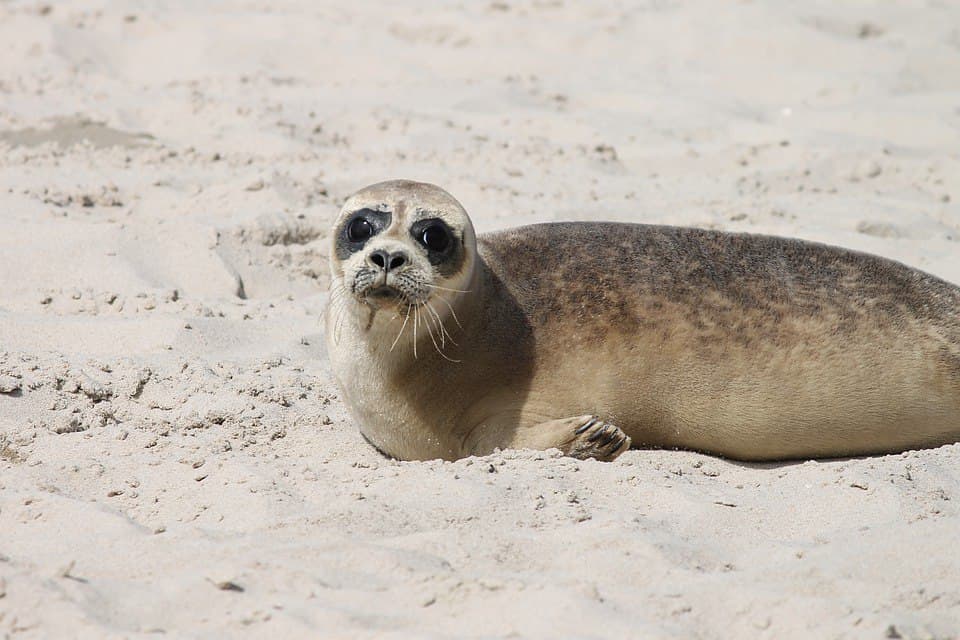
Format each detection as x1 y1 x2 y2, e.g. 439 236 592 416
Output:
363 285 405 305
366 285 399 298
351 267 429 308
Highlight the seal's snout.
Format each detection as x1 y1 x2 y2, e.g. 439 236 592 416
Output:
367 249 409 273
351 243 429 308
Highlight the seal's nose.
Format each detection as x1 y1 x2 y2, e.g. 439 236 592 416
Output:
368 249 408 272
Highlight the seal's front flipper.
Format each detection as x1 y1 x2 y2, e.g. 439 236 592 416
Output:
564 415 631 461
512 414 631 461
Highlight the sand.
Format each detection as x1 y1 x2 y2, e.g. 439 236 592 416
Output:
1 1 959 638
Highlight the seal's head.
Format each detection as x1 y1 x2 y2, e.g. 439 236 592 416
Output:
329 180 477 319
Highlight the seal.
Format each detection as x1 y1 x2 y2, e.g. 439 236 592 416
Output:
325 180 960 462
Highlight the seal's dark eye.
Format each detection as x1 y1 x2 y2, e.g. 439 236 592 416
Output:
420 224 450 252
347 217 373 243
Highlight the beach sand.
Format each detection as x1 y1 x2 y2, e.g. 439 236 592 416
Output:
0 1 958 637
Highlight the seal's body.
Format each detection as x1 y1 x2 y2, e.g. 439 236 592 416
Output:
326 181 960 461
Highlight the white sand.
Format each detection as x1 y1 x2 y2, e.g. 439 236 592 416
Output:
1 1 959 638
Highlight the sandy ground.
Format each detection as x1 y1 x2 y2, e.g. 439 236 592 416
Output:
1 1 959 638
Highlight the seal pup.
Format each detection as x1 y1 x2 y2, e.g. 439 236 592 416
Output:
326 180 960 462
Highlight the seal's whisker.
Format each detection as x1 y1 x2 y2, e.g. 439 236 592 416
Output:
390 305 412 352
329 283 371 344
424 283 472 294
422 303 461 363
333 309 343 344
424 303 445 348
427 301 459 347
435 305 451 348
412 304 419 359
329 292 349 345
435 295 464 330
423 306 441 352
